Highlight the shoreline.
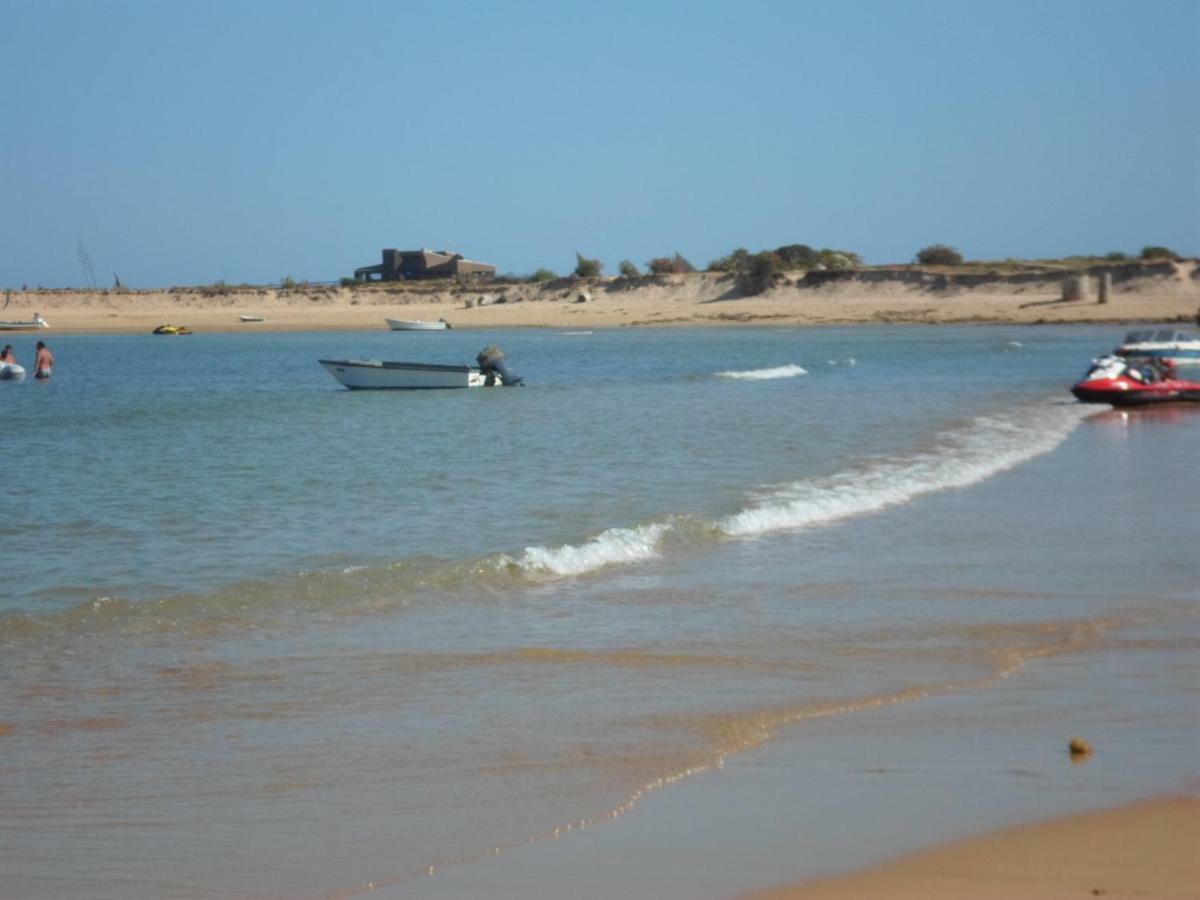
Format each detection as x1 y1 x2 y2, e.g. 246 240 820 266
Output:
4 264 1198 335
741 794 1200 900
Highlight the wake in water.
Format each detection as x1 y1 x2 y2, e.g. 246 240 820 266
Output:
717 364 807 380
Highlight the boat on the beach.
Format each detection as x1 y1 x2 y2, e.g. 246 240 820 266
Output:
319 345 522 390
0 313 48 331
1071 355 1200 406
386 318 451 331
1113 328 1200 365
239 315 265 323
153 324 192 335
0 361 26 380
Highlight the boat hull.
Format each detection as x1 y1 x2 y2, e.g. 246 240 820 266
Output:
1071 378 1200 406
319 359 484 390
386 319 449 331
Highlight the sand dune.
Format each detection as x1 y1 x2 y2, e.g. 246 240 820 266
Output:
5 262 1199 334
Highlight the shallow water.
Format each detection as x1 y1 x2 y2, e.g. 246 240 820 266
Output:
1 325 1196 898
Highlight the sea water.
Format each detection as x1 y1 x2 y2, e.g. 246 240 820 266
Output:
0 326 1196 898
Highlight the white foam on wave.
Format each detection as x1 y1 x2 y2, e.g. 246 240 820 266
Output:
719 402 1094 537
511 523 672 576
718 364 808 381
504 401 1094 579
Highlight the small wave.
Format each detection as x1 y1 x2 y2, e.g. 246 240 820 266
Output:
508 523 671 576
720 401 1094 537
717 364 808 381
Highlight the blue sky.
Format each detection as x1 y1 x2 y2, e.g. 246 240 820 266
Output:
2 0 1197 287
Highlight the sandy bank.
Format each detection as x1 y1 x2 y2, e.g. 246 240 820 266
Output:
742 795 1199 900
6 261 1199 334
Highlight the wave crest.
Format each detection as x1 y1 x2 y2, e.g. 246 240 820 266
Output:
720 402 1093 537
508 523 671 576
717 364 807 380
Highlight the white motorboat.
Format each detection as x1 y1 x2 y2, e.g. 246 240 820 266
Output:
319 345 522 390
386 318 450 331
0 313 48 331
0 362 27 380
320 359 487 389
1114 328 1200 365
239 315 265 322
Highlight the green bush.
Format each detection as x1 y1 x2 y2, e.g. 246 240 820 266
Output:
528 268 557 283
574 253 603 278
618 259 640 277
673 253 697 273
746 251 782 294
1104 251 1130 262
774 244 818 269
1139 245 1177 261
339 276 358 288
818 250 860 270
707 248 752 273
915 245 963 266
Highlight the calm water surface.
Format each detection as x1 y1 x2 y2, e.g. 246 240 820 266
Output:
1 325 1196 898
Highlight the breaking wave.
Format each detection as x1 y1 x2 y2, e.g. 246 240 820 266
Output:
720 401 1094 536
5 400 1095 637
717 364 808 380
507 523 672 576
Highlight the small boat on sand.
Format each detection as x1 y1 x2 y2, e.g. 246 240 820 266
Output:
320 346 522 390
153 325 192 335
0 313 48 331
386 318 450 331
1071 356 1200 407
239 315 265 323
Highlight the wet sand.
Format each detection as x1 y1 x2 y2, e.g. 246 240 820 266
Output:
743 795 1200 900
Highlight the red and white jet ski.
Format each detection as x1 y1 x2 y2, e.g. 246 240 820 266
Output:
1071 356 1200 406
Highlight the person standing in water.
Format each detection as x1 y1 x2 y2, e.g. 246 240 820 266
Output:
0 344 15 365
34 341 53 379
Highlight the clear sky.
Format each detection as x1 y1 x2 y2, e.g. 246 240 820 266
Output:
2 0 1197 288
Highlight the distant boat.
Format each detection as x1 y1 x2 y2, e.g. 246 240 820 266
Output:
319 346 522 390
1113 328 1200 365
386 318 450 331
320 359 485 389
0 313 48 331
239 315 265 323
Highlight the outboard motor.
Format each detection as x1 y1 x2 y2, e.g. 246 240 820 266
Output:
476 345 523 386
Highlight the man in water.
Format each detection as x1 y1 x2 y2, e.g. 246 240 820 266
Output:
34 341 53 379
0 344 15 365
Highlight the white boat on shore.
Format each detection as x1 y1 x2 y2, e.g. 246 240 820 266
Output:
386 318 451 331
0 313 48 331
319 346 522 390
239 315 265 323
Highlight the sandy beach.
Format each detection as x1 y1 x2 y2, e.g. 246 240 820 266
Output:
744 795 1200 900
6 261 1199 334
